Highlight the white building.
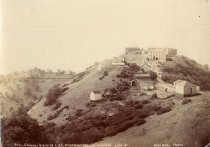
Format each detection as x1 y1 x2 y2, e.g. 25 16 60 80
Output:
112 57 125 65
148 48 177 62
174 80 196 97
90 91 102 101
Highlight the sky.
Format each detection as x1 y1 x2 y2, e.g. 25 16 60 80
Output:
1 0 210 74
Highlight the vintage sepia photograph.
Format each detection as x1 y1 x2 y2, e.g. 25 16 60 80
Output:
1 0 210 147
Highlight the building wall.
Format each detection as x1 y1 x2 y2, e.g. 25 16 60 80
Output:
112 62 125 66
90 93 102 101
184 86 196 96
196 86 200 93
125 54 145 65
124 47 177 63
148 48 177 61
175 85 196 96
175 85 185 95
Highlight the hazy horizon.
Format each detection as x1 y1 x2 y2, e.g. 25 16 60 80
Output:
1 0 210 75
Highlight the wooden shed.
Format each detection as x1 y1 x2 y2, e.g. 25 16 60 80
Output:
90 91 102 101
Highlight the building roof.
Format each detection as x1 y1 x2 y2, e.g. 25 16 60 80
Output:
140 62 151 67
136 79 154 86
134 73 151 78
92 91 101 94
173 80 195 87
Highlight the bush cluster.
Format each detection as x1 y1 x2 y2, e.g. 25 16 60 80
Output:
182 98 192 105
2 106 53 145
44 85 68 106
59 105 147 144
103 80 130 101
156 106 172 115
47 105 69 120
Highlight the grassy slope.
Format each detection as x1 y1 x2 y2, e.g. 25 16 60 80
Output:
28 60 127 125
0 69 75 117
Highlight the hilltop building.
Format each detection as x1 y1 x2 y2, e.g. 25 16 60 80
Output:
148 48 177 62
124 47 177 63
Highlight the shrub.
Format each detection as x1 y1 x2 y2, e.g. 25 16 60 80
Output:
109 95 123 101
134 103 143 109
47 113 59 120
81 127 104 143
116 119 137 132
62 83 69 88
48 106 68 120
136 109 150 118
149 71 157 80
105 126 118 136
86 102 91 107
143 103 161 115
182 98 192 105
116 80 130 92
136 119 146 126
151 93 157 99
103 71 109 77
157 106 172 115
128 63 140 72
2 106 52 145
61 87 69 93
116 70 130 78
78 72 86 78
105 109 134 126
44 122 56 128
75 109 83 117
140 99 150 104
44 84 63 106
53 102 62 110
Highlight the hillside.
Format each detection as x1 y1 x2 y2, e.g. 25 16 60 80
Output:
2 55 210 147
28 59 129 126
96 92 210 147
160 55 210 90
0 68 75 117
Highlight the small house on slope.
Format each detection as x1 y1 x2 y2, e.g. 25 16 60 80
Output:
112 57 125 66
90 91 102 101
134 73 150 79
134 72 155 91
173 80 197 97
140 63 151 72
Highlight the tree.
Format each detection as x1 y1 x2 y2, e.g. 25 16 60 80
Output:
204 64 209 71
149 71 157 80
2 106 52 145
44 84 63 106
